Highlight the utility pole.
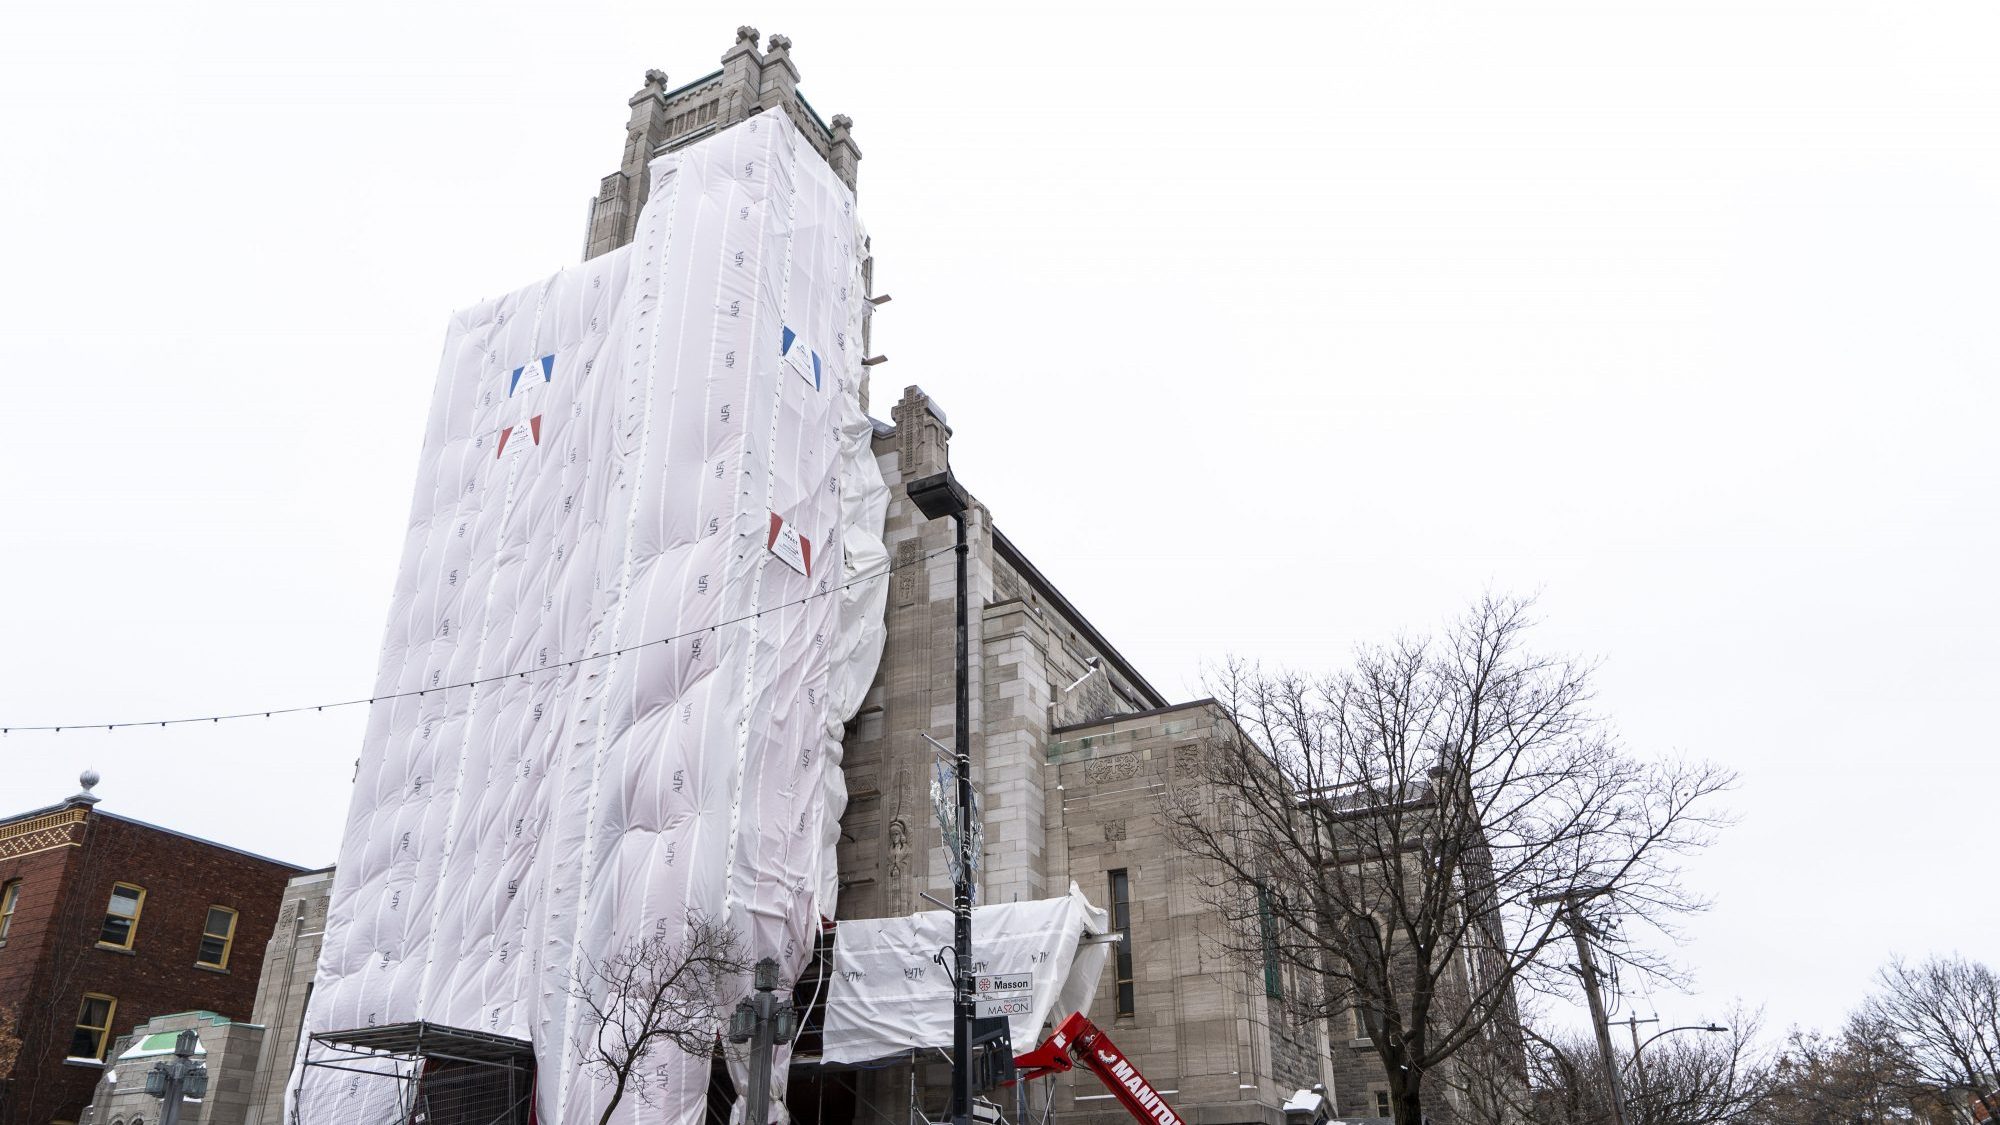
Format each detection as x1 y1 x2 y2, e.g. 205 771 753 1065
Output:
1533 890 1630 1125
1623 1014 1658 1120
1566 904 1630 1125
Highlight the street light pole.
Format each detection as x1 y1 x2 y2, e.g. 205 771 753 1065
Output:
729 958 799 1125
1629 1023 1729 1061
146 1029 209 1125
1623 1021 1728 1125
1622 1015 1658 1110
906 469 974 1125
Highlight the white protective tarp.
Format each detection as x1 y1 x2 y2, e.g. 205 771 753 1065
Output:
302 108 886 1125
821 885 1111 1065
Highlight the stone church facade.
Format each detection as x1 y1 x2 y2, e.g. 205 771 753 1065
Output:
576 30 1347 1125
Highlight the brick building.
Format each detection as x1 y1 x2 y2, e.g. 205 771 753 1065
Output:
0 776 306 1125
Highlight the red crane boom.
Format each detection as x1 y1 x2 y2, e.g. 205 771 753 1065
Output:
1011 1011 1186 1125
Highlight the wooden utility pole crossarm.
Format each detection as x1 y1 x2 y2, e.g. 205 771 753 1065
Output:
1533 889 1631 1125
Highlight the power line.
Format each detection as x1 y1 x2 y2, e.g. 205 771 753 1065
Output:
3 544 948 735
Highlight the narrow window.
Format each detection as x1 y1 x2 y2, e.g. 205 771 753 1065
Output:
1258 886 1282 999
297 981 314 1047
99 884 146 949
1373 1090 1392 1118
1348 914 1386 1039
1352 1002 1382 1041
0 879 20 942
1108 869 1135 1017
71 993 117 1060
196 906 238 969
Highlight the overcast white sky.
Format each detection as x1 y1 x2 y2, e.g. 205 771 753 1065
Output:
3 1 1994 1044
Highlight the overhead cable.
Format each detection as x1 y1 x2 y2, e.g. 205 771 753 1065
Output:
3 544 950 735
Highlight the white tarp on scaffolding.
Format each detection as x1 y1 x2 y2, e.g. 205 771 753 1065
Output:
821 885 1112 1065
302 107 886 1125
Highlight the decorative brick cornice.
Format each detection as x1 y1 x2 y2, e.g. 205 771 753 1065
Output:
0 807 86 859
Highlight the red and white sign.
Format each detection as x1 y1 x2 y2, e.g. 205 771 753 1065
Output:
767 512 813 577
495 415 543 459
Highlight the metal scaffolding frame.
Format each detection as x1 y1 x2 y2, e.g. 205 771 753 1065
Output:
300 1022 535 1125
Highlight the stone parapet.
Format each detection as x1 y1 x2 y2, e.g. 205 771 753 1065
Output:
585 28 858 261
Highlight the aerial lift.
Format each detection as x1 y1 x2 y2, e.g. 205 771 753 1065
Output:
1009 1011 1185 1125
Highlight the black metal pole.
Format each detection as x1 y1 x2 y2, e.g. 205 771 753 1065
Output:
904 469 975 1125
747 961 778 1125
951 508 972 1125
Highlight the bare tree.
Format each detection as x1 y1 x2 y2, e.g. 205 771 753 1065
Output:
1484 1012 1769 1125
0 1005 21 1077
1860 955 2000 1122
1163 596 1736 1125
1755 1017 1960 1125
566 912 747 1125
1623 1015 1771 1125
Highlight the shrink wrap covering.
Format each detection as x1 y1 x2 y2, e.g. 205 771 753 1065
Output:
821 886 1111 1065
302 109 885 1125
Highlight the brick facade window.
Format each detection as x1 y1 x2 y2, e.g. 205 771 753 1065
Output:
98 883 146 949
1108 869 1135 1017
0 878 20 942
197 906 238 969
70 993 117 1060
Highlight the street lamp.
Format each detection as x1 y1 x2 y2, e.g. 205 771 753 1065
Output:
1629 1023 1727 1064
1624 1022 1727 1124
729 958 798 1125
904 467 974 1125
145 1030 209 1125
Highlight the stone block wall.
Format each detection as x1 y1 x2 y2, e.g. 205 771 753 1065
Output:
244 871 333 1125
1043 706 1335 1125
82 1011 266 1125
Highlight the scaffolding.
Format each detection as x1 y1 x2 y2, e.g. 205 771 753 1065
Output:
301 1022 535 1125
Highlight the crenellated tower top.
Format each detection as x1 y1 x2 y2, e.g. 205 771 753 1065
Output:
583 29 861 261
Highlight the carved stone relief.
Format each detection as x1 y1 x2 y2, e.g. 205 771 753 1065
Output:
895 540 921 605
1173 743 1207 777
1084 753 1143 784
885 816 911 915
885 764 912 916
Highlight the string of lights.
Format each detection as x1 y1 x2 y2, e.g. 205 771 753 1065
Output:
2 543 952 735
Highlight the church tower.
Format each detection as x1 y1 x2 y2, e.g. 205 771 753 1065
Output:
568 31 1353 1125
583 27 861 262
